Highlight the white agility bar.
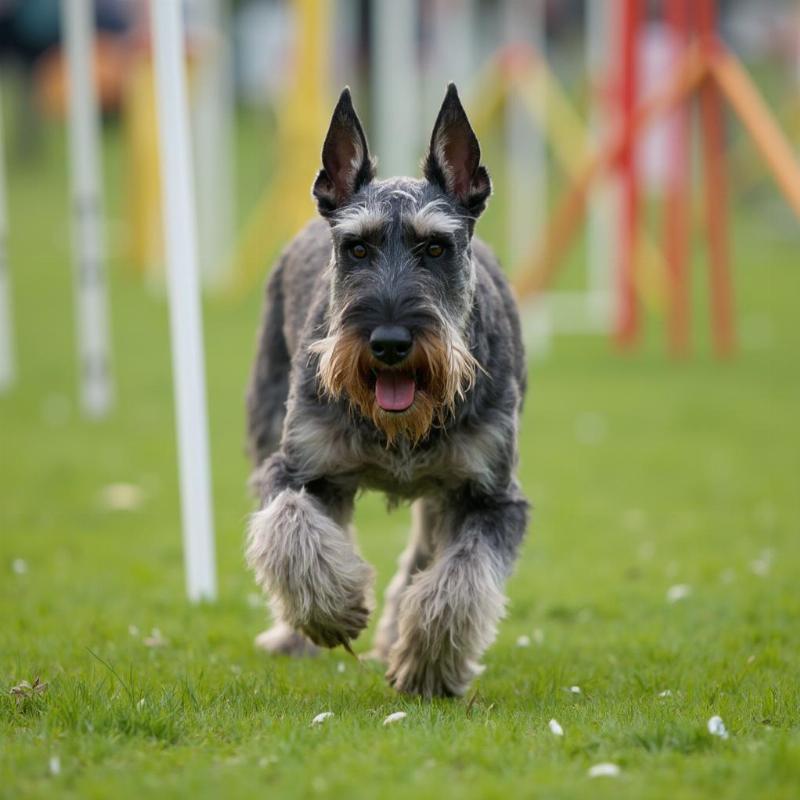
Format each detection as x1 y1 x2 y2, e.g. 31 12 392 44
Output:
151 0 217 602
372 0 419 178
191 0 235 289
63 0 113 416
0 84 14 392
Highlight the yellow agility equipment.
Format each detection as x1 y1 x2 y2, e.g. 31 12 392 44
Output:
228 0 329 296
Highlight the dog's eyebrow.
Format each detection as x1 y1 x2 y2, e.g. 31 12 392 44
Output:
403 202 461 240
331 205 389 239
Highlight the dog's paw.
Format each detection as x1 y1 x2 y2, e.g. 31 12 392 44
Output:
254 622 319 657
246 488 374 651
301 596 370 649
386 639 478 698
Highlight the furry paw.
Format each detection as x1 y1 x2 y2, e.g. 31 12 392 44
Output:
386 637 479 698
254 622 319 657
246 489 374 651
301 598 370 649
384 555 505 698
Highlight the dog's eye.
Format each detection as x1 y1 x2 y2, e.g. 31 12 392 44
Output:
350 243 367 259
426 243 444 258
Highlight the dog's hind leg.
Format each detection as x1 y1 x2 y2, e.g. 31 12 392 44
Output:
386 485 529 698
246 258 291 467
371 500 435 662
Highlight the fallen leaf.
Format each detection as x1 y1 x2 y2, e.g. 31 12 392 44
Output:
383 711 407 726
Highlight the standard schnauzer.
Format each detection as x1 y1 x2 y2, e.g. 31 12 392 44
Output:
245 84 528 698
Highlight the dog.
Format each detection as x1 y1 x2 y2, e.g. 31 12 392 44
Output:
245 84 528 698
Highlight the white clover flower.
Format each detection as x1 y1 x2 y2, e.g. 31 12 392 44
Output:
750 549 774 577
588 763 620 778
548 718 564 736
707 715 729 739
516 635 531 648
383 711 407 726
311 711 334 726
98 483 144 512
666 584 691 603
143 628 168 648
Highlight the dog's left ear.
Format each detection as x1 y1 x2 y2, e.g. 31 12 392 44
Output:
423 83 492 217
312 88 375 218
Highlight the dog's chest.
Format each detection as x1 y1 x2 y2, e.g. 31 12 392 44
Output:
289 410 505 497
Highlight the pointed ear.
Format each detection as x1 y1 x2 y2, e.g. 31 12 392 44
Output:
312 88 375 218
423 83 492 217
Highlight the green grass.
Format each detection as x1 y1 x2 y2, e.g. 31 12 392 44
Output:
1 109 799 799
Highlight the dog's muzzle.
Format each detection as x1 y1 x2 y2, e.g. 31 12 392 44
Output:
369 326 415 412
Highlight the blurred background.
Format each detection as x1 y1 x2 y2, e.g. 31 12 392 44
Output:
0 0 798 607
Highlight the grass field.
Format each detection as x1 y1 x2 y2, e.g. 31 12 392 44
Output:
1 108 799 799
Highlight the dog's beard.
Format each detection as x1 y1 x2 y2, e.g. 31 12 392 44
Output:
310 325 479 446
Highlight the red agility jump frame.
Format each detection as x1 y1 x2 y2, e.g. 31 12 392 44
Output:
512 0 800 357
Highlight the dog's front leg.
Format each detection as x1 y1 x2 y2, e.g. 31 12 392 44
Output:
246 454 373 649
386 486 528 698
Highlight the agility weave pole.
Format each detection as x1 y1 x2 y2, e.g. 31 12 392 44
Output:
63 0 114 416
373 0 420 179
151 0 217 602
616 0 642 347
663 0 692 356
191 0 236 289
0 83 14 393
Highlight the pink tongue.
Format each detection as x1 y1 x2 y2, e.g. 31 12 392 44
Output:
375 372 416 411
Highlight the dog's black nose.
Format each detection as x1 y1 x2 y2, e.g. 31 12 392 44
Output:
369 326 412 366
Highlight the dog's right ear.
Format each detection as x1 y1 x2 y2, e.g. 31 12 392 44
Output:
312 88 375 218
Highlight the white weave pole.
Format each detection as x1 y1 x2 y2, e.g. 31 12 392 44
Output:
372 0 419 178
427 0 475 121
0 84 14 393
191 0 235 289
504 0 547 267
585 0 616 328
504 0 551 357
151 0 217 602
63 0 113 416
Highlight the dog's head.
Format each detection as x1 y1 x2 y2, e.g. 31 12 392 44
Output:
309 84 490 446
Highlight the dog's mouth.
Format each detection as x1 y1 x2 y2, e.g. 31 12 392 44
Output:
373 369 416 413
